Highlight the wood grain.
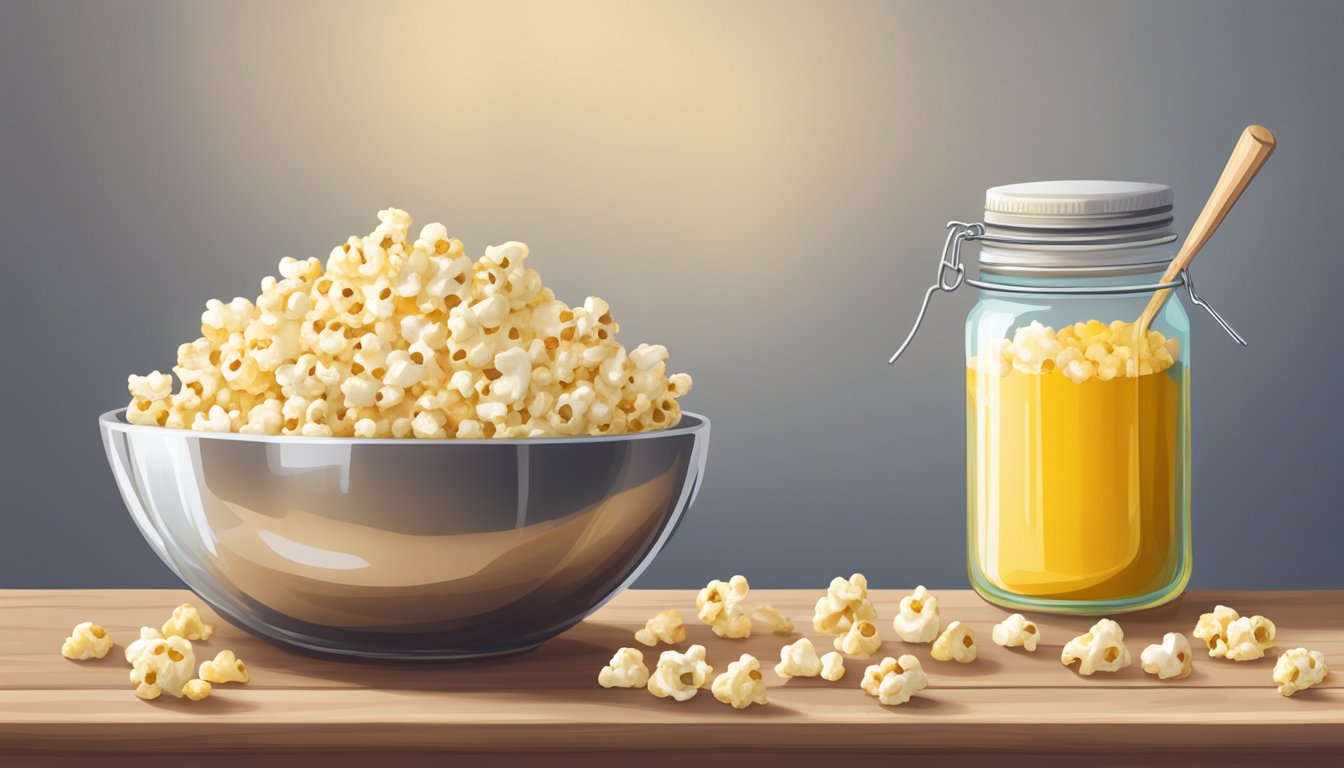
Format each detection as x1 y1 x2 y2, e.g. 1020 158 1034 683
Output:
2 589 1341 766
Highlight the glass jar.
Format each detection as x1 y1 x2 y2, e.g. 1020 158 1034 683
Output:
893 181 1243 614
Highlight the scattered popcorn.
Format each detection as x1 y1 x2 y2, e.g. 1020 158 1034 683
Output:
931 620 976 663
1273 648 1329 697
1193 605 1275 660
1225 615 1277 661
598 647 650 689
129 635 196 700
711 653 768 709
892 585 940 643
834 619 883 657
972 319 1180 383
124 627 163 664
1140 632 1193 680
126 209 692 438
647 644 714 702
199 649 249 684
60 622 114 661
991 613 1039 652
774 637 823 678
696 575 751 639
1061 619 1131 676
751 604 794 636
860 655 928 706
813 573 877 634
162 603 214 641
1194 605 1240 657
819 652 846 681
182 679 212 701
634 609 686 647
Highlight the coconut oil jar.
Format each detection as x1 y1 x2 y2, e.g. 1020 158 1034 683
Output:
892 181 1245 614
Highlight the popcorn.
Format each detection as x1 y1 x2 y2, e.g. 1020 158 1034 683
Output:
647 644 714 702
1010 321 1063 374
991 613 1039 652
696 575 751 639
1061 619 1131 675
127 209 692 439
972 319 1180 383
162 603 215 641
1193 605 1275 660
634 609 686 647
124 626 163 664
598 647 650 689
182 679 212 701
751 604 794 636
61 622 114 660
1194 605 1240 657
1225 615 1277 661
774 637 823 678
199 650 249 684
128 372 173 402
1273 648 1329 697
812 573 877 634
860 655 928 706
1140 632 1193 680
931 621 976 663
129 635 196 700
819 652 846 681
834 619 883 657
711 654 768 709
892 585 940 643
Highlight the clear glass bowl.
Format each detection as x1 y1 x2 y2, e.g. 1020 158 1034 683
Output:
100 409 710 659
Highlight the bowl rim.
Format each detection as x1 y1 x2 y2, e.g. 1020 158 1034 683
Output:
99 407 709 445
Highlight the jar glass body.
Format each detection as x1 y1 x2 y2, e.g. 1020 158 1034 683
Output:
965 268 1191 614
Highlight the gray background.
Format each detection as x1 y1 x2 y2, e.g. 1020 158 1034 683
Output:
2 0 1340 590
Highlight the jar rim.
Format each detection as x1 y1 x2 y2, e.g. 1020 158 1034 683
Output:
967 274 1183 296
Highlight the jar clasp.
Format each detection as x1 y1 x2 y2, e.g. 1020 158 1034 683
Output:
1181 269 1247 346
888 221 984 364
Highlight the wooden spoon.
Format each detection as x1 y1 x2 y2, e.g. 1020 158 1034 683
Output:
1137 125 1276 334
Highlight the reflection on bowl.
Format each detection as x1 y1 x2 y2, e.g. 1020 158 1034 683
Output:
100 409 709 659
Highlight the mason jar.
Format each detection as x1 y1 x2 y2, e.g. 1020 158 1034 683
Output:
893 180 1243 615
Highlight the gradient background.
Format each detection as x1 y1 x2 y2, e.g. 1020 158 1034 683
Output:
2 0 1340 590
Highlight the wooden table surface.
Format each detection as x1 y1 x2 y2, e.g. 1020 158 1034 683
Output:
1 589 1341 766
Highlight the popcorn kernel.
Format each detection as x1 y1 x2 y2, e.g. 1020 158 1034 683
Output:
61 622 114 661
1273 648 1328 697
1061 619 1131 675
634 609 686 647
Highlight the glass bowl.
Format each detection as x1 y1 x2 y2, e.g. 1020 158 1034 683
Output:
99 408 709 659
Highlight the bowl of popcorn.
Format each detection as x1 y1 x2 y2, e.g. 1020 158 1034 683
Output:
100 209 708 659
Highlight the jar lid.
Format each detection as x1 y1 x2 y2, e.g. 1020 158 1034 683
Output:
985 180 1172 225
979 180 1177 274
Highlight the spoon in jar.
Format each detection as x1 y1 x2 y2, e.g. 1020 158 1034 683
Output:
1136 124 1276 335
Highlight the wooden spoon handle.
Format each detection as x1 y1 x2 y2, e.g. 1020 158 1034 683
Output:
1138 125 1276 332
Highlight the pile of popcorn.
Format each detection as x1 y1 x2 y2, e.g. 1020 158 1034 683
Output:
60 602 250 702
126 209 692 439
975 319 1181 383
596 576 1332 710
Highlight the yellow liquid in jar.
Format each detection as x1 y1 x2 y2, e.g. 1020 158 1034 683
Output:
968 366 1182 600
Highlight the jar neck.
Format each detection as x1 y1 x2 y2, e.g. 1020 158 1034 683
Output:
977 267 1166 288
972 267 1175 298
977 238 1177 278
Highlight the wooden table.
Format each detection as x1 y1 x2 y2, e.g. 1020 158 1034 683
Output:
1 589 1341 766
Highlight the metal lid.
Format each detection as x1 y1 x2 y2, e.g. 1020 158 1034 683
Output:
985 180 1172 223
979 180 1176 274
